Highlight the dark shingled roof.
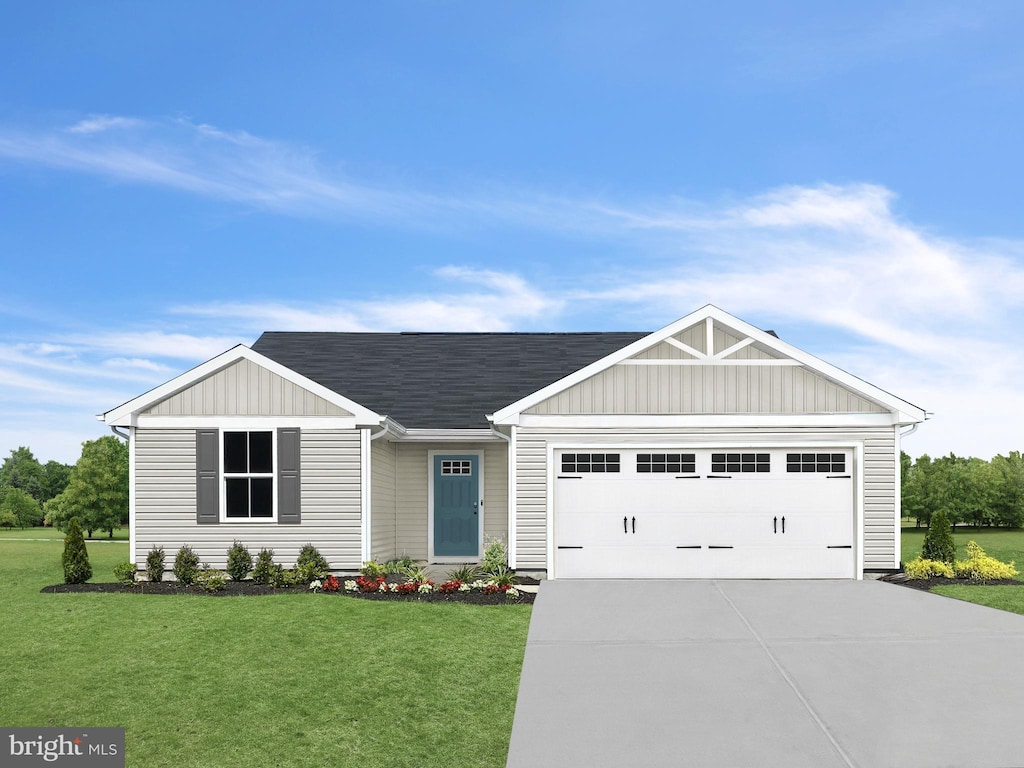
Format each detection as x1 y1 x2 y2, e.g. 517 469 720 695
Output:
251 332 649 429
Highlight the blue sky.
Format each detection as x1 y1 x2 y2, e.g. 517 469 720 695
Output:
1 1 1023 463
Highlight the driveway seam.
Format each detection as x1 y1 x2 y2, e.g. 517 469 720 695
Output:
713 581 858 768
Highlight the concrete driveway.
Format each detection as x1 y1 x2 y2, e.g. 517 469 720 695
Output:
506 580 1024 768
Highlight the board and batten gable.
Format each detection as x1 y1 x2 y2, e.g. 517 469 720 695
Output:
144 358 353 417
134 428 362 569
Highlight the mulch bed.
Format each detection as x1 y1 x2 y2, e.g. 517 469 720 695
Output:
41 579 537 604
878 573 1021 592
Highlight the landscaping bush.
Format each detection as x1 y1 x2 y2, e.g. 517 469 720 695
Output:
360 560 388 579
145 545 165 582
400 564 431 584
252 548 277 585
486 565 517 588
195 567 227 592
954 541 1019 582
384 554 415 574
172 545 200 585
296 543 329 581
921 509 955 564
226 540 252 581
481 537 507 575
113 561 137 585
61 517 92 584
904 557 954 580
447 564 482 583
271 566 298 588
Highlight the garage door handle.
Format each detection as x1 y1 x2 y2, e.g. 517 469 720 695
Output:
708 545 733 549
773 516 777 534
632 516 636 534
827 475 851 479
781 516 785 534
624 516 628 534
827 545 852 549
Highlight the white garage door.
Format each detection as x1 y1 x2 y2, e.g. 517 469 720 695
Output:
554 448 855 579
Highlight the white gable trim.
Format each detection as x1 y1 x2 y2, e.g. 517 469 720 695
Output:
489 305 927 425
101 345 383 427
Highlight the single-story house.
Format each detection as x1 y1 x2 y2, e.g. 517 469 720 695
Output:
101 305 926 579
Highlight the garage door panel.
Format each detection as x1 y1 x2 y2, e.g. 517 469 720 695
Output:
554 447 856 579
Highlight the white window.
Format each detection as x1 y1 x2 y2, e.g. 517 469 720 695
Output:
223 431 275 519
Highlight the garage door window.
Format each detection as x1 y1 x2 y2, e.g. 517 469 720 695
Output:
561 453 620 473
637 453 696 473
711 452 770 473
787 453 846 473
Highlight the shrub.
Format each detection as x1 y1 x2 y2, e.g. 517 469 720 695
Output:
195 567 227 592
954 541 1019 582
271 567 298 588
226 540 253 581
61 517 92 584
384 554 415 574
113 561 137 585
360 560 388 579
921 509 955 564
904 557 954 580
400 564 431 583
447 564 482 583
145 545 165 582
296 543 329 581
481 537 507 575
172 545 200 585
252 548 277 585
487 565 517 588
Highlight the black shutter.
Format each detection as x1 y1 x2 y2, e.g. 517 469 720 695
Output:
278 428 301 524
196 429 220 524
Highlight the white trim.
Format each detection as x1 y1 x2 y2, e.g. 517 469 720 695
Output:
664 336 703 358
427 449 485 563
103 345 383 427
619 358 802 366
129 426 137 566
713 337 756 359
893 424 902 570
490 305 927 425
396 428 503 442
545 439 865 581
517 413 900 428
508 425 517 570
361 428 371 564
218 429 278 523
135 415 359 429
705 316 714 356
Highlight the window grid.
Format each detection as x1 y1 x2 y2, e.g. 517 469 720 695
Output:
786 453 846 473
441 460 473 475
710 452 770 473
637 453 696 473
224 431 274 519
561 453 621 473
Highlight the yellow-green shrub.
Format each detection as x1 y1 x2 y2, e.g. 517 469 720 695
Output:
953 541 1018 581
903 557 954 579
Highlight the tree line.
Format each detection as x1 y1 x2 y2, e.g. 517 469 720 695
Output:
0 436 128 537
902 451 1024 528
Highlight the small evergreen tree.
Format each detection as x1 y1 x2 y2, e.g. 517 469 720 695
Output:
226 540 253 581
173 545 201 585
252 548 276 585
62 517 92 584
295 543 329 581
921 508 956 564
146 545 166 582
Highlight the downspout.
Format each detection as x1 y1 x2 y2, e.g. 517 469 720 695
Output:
109 426 129 441
899 423 918 439
368 418 393 561
490 426 515 568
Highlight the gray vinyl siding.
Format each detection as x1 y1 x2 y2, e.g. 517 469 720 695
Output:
394 441 508 561
526 364 886 415
145 358 352 417
514 426 897 572
370 438 398 563
134 428 363 571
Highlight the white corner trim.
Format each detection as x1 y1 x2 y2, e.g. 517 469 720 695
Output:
103 345 384 427
893 424 902 570
508 425 517 570
490 305 927 425
361 428 371 565
855 442 865 580
128 426 137 567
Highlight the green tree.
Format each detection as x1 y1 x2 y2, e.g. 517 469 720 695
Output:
61 517 92 584
902 454 940 527
0 486 43 528
46 436 129 538
921 508 956 564
0 447 46 503
42 460 73 502
989 452 1024 528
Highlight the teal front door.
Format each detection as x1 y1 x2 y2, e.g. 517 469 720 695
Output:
433 455 480 557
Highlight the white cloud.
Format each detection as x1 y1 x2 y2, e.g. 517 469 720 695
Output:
66 115 144 134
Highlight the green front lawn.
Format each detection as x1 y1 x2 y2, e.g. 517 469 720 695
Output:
0 537 531 768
